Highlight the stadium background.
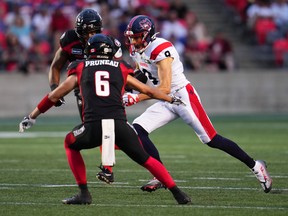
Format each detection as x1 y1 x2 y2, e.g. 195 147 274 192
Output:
1 0 288 117
1 71 288 118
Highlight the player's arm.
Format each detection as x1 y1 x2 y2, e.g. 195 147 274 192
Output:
48 47 69 88
19 75 77 132
48 47 69 106
125 75 182 105
156 57 173 94
129 57 173 101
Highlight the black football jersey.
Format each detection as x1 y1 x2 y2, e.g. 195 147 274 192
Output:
60 30 85 62
59 30 122 63
67 59 134 122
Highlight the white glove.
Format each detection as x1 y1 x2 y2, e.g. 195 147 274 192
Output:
19 116 36 133
122 93 139 106
170 95 186 106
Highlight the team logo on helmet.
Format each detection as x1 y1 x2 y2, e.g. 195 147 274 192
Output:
139 18 152 31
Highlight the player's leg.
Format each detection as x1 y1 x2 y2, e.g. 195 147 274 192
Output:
115 120 191 204
177 84 272 192
74 87 83 120
96 145 115 184
62 123 102 204
132 102 178 192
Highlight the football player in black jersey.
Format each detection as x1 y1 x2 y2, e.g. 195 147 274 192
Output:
48 8 124 185
19 34 190 205
48 8 122 116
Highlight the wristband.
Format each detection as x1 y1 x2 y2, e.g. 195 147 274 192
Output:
50 84 58 91
37 94 55 113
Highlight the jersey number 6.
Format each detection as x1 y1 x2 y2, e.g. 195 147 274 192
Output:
95 71 110 96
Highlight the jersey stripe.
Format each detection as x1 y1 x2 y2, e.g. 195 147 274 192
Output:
186 84 217 141
150 41 173 60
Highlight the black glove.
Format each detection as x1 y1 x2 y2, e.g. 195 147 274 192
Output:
50 84 65 107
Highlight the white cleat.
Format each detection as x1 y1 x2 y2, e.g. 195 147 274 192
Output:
251 160 272 193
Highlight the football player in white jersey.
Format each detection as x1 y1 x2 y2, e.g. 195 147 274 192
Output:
120 15 272 194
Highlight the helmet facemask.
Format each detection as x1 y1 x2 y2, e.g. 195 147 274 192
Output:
75 9 103 43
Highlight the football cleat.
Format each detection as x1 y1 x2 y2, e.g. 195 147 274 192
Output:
170 186 191 205
96 165 114 184
62 191 92 205
251 160 272 193
140 177 166 192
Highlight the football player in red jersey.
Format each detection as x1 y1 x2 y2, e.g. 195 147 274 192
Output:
19 34 190 205
120 15 272 194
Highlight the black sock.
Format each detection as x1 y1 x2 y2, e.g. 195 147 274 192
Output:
133 123 163 163
207 134 256 169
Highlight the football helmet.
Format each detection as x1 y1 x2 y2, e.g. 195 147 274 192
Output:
85 34 116 59
124 15 158 53
75 9 103 42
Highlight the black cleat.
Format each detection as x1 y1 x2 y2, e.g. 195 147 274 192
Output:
170 186 191 205
96 165 114 184
140 177 166 192
62 191 92 205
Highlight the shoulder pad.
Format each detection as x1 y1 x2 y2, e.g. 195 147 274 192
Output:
60 30 80 48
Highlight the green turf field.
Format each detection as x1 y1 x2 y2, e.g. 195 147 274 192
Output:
0 114 287 216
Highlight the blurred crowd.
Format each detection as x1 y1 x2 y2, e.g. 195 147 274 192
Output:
0 0 237 74
225 0 288 68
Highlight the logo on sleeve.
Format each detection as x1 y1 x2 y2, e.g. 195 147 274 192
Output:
72 48 83 55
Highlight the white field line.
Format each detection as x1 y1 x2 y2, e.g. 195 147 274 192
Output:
1 182 288 192
1 168 288 179
0 201 287 211
0 132 66 138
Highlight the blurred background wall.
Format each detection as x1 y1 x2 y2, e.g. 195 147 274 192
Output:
0 0 288 118
1 70 287 118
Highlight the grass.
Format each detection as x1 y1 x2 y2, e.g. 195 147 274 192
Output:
0 114 288 216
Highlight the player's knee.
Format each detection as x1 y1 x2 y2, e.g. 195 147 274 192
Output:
133 123 148 137
64 132 76 149
206 134 222 148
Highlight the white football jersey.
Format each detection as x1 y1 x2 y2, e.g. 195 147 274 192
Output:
131 37 190 92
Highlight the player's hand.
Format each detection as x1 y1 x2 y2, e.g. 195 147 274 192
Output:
50 84 65 107
54 97 65 107
19 116 36 133
170 95 186 106
122 93 139 106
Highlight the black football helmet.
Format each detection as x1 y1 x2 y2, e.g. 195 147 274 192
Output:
124 15 157 53
75 9 103 42
85 34 116 59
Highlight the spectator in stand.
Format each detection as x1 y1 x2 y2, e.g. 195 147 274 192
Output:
205 29 235 72
2 33 29 73
160 9 187 45
50 5 71 54
60 0 79 28
0 1 7 64
271 0 288 28
273 32 288 67
183 34 207 71
32 6 52 40
185 12 211 52
8 15 33 50
224 0 250 23
169 0 188 19
246 0 276 44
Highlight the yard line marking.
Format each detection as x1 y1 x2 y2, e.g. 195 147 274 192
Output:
0 132 66 138
0 202 287 210
1 183 287 192
1 168 287 179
